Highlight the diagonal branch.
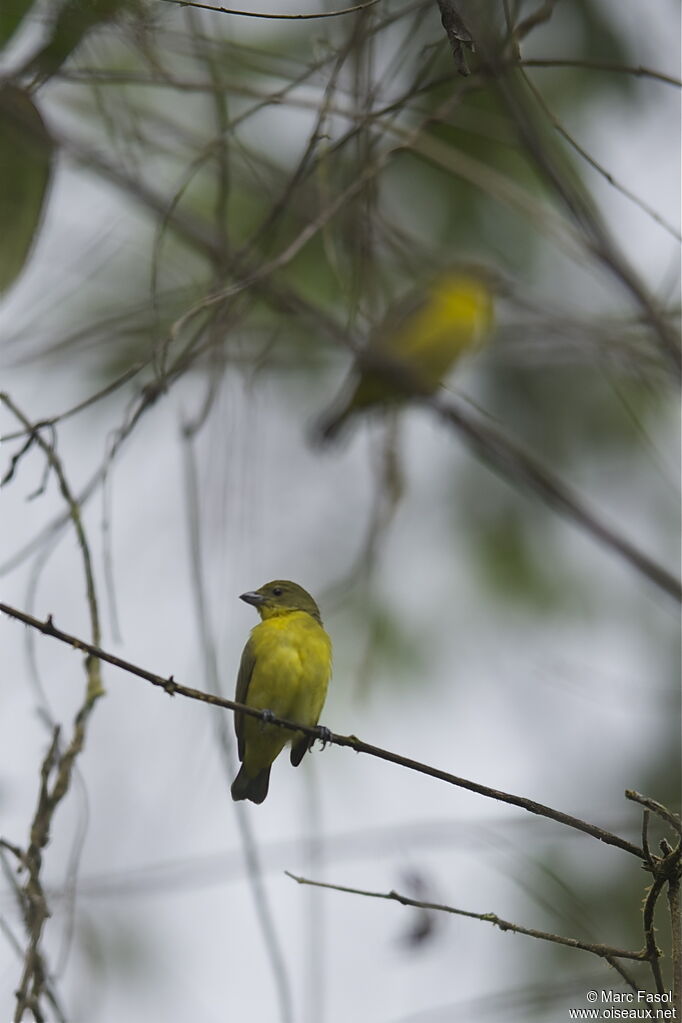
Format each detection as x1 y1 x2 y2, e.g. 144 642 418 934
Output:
285 872 648 962
0 602 646 861
626 791 682 837
433 397 681 602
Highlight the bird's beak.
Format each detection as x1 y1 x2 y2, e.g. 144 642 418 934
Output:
240 591 265 607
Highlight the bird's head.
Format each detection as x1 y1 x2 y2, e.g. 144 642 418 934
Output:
429 267 497 333
240 580 322 623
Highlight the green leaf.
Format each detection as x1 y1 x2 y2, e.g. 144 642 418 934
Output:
0 85 54 294
0 0 35 49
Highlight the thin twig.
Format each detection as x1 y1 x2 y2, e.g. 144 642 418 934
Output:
13 729 61 1021
0 840 27 866
513 0 559 42
0 395 103 665
520 67 681 243
159 0 383 19
642 811 654 870
642 876 666 994
285 872 648 962
494 62 681 375
1 396 105 1020
0 364 144 444
520 57 682 89
601 954 640 994
626 792 682 837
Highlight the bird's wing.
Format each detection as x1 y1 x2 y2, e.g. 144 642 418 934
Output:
372 290 426 358
234 637 257 762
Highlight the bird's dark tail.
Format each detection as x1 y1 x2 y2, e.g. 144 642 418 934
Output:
231 765 271 804
290 734 312 767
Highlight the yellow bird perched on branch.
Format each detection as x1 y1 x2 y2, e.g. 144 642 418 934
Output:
315 268 495 443
231 580 332 805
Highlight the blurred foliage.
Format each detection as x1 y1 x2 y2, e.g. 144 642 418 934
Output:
0 0 34 48
0 84 54 294
0 0 676 665
481 361 668 460
4 0 664 376
349 598 431 694
24 0 139 83
471 503 563 608
1 0 675 643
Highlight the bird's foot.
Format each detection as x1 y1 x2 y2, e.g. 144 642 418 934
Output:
259 708 275 729
316 725 333 750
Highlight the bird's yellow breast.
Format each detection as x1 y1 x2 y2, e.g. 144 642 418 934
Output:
247 612 332 725
395 276 493 383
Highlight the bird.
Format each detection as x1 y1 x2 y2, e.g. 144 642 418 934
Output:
231 580 333 804
315 267 495 442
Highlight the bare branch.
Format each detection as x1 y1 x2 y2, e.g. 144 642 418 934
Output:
520 68 681 243
642 876 667 994
1 396 106 1020
0 602 647 861
472 34 682 375
433 397 682 602
159 0 383 19
285 872 648 962
626 791 682 837
0 364 145 445
520 58 682 89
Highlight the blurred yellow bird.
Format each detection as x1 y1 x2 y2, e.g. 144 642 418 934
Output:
231 580 332 805
316 268 494 442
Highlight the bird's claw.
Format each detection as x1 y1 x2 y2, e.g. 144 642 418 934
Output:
259 708 275 729
316 725 332 749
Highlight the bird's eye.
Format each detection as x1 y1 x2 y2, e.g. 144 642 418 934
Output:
272 586 283 596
